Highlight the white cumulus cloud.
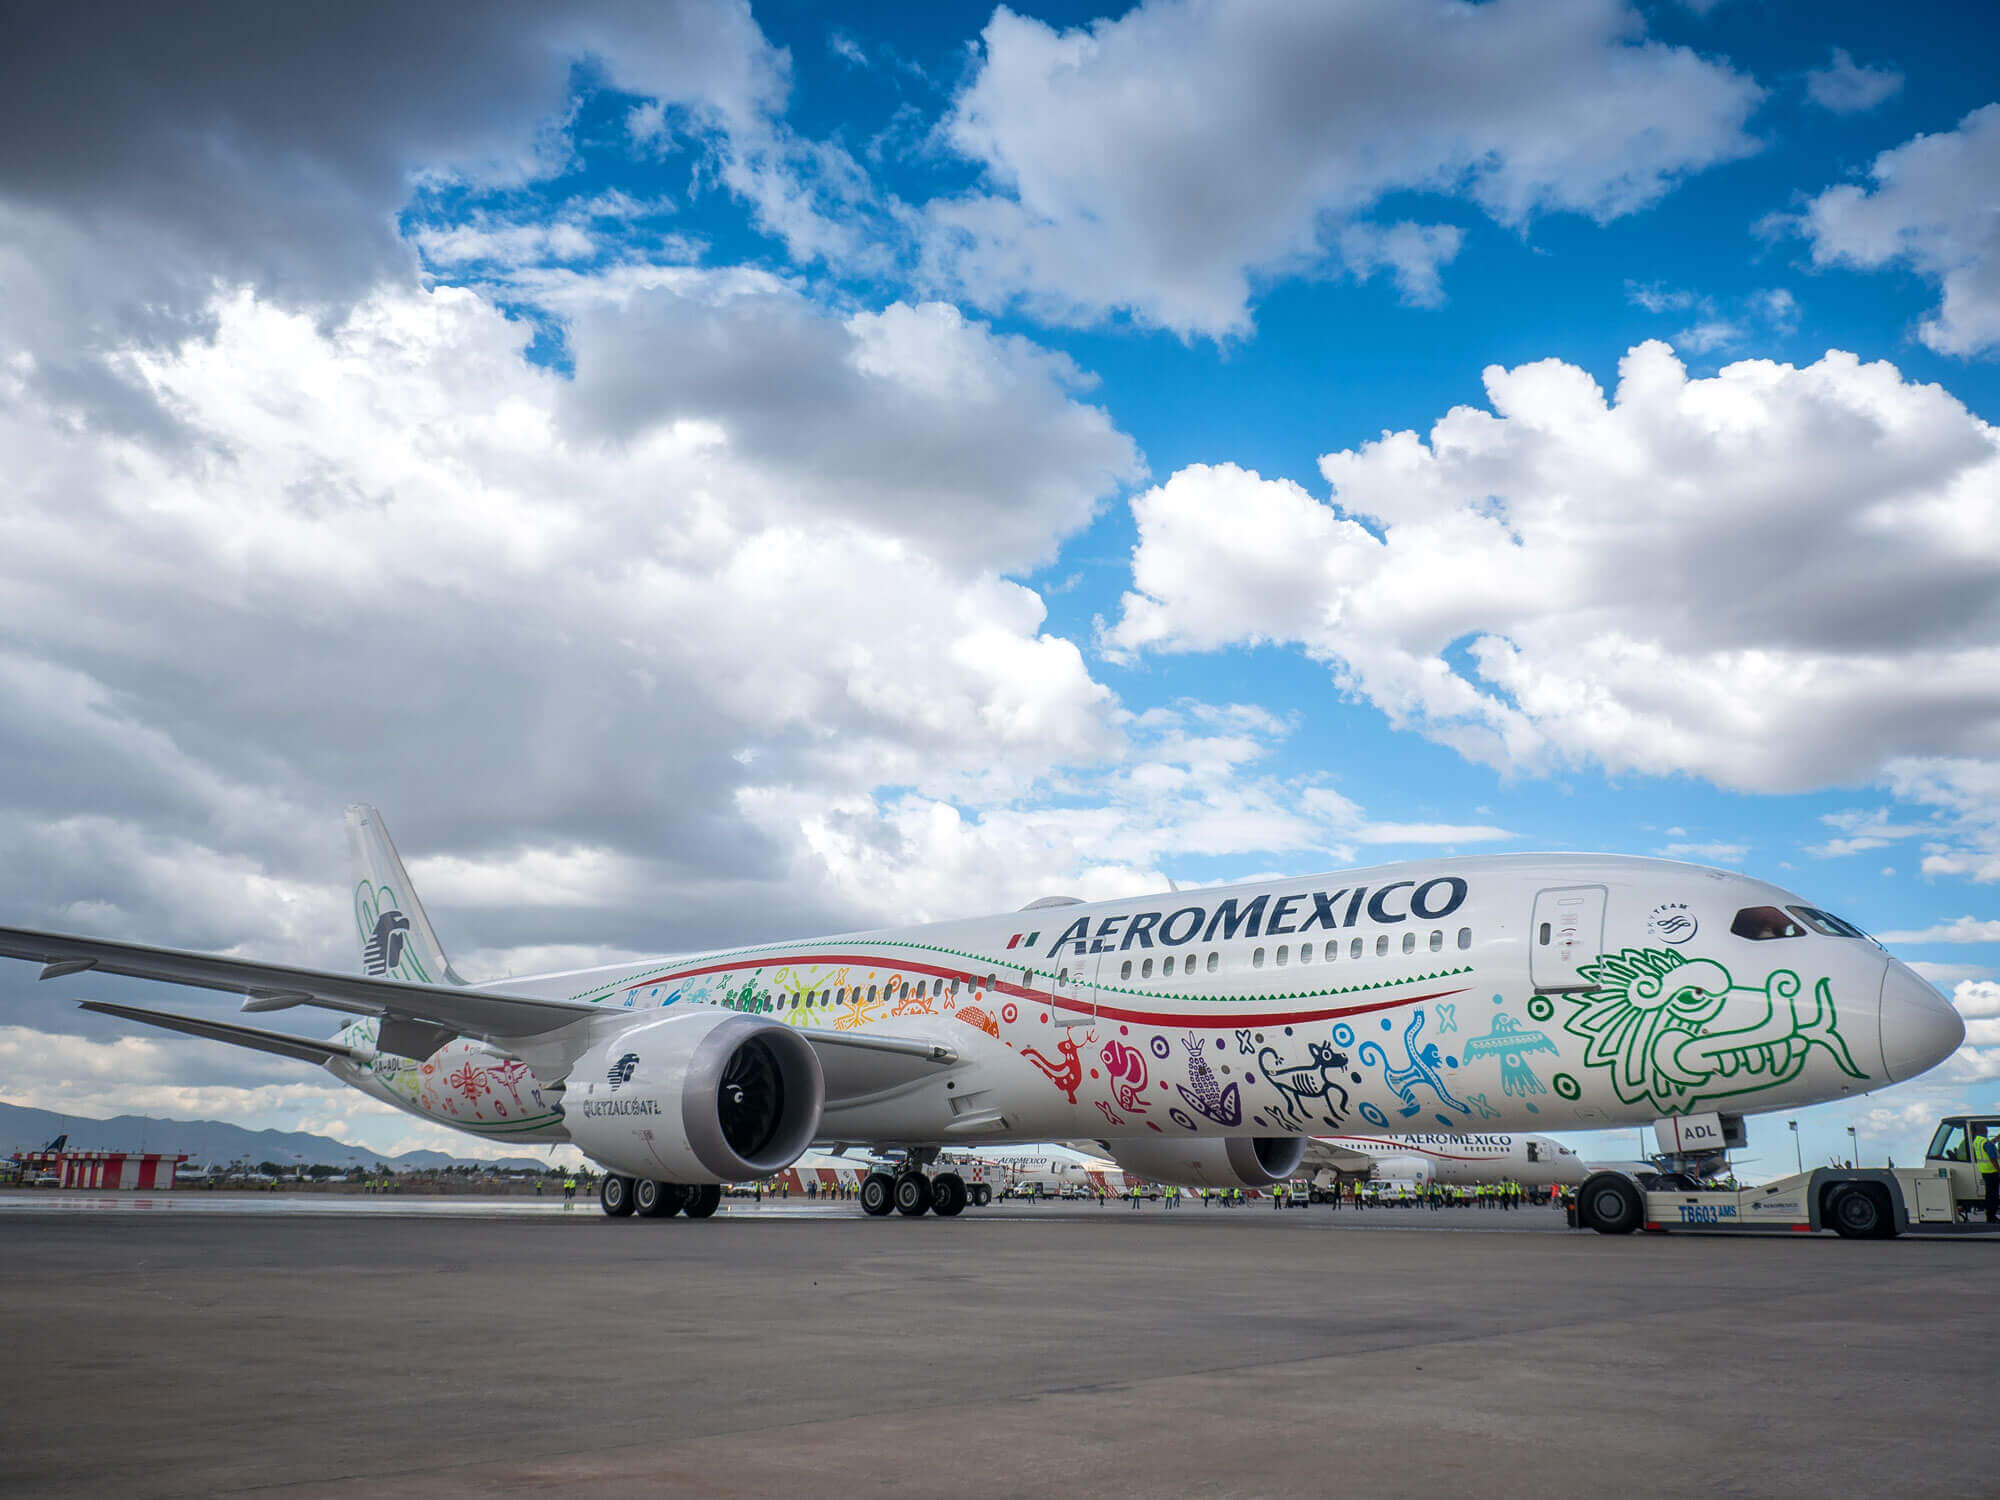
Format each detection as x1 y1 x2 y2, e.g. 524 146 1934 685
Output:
920 0 1761 336
1787 104 2000 356
1106 342 2000 795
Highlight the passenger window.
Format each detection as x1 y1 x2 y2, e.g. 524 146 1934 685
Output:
1429 930 1443 952
1375 935 1389 957
1538 922 1551 945
1275 945 1288 966
1458 927 1471 950
1252 948 1266 969
1351 938 1363 959
1162 955 1175 977
1731 906 1805 941
1301 942 1314 964
1120 960 1133 980
1207 952 1219 973
1402 932 1416 954
1058 967 1069 983
868 985 878 1001
916 981 926 999
1141 958 1154 979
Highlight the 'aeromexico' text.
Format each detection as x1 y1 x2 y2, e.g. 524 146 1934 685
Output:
1044 877 1468 959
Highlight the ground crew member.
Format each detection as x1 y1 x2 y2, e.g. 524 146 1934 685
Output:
1976 1129 2000 1223
562 1174 576 1208
1131 1182 1142 1209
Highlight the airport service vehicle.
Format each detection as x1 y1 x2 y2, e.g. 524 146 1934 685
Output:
1297 1131 1586 1192
0 806 1964 1220
1571 1114 2000 1239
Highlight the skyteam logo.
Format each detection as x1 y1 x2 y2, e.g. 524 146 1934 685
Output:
1648 901 1698 945
607 1053 640 1092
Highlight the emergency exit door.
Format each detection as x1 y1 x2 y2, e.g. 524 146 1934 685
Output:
1530 885 1606 992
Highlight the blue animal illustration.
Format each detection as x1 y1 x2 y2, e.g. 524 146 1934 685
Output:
1461 1014 1560 1097
1358 1011 1468 1118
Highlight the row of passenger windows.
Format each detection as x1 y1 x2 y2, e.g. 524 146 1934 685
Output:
1107 927 1474 983
726 975 999 1013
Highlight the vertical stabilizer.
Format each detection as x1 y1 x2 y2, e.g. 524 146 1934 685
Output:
344 804 466 986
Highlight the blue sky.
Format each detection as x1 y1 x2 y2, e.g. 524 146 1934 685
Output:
2 0 1997 1169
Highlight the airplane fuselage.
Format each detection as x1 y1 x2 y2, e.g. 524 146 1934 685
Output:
323 851 1949 1158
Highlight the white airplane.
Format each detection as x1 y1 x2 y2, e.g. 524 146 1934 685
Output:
1298 1132 1587 1188
0 805 1962 1219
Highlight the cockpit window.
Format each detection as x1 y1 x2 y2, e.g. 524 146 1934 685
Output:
1787 905 1871 939
1730 905 1805 941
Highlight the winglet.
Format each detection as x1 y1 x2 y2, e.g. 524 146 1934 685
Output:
344 804 466 986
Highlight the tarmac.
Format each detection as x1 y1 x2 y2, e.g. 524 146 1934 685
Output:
2 1195 1992 1498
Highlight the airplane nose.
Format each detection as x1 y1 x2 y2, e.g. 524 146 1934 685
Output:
1878 962 1965 1083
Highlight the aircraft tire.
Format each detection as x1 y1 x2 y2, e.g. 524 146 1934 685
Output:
635 1179 684 1218
894 1172 933 1217
601 1175 636 1217
1828 1184 1892 1239
683 1184 723 1219
931 1172 968 1217
1577 1172 1642 1235
860 1171 896 1216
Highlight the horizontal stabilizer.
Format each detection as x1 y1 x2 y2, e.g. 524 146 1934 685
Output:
77 1001 371 1066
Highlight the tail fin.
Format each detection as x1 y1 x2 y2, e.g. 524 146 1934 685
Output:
344 804 466 986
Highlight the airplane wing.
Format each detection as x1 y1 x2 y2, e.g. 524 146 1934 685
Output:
5 924 954 1084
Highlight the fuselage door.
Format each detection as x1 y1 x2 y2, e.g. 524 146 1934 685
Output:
1530 885 1607 992
1051 950 1098 1027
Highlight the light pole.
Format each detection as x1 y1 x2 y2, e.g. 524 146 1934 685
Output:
1789 1119 1802 1174
1847 1125 1859 1167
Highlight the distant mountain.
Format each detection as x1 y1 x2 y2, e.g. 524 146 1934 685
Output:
0 1099 554 1172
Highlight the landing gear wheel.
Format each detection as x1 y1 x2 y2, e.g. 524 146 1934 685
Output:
860 1172 895 1217
1578 1172 1642 1235
600 1175 636 1217
683 1184 722 1219
971 1183 991 1207
1830 1185 1892 1239
931 1172 968 1217
635 1180 685 1218
894 1173 934 1217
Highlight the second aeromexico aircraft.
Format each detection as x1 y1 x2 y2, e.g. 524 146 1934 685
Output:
0 806 1963 1219
1299 1132 1588 1188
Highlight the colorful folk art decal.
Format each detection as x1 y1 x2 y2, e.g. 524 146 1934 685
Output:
1258 1039 1352 1128
1175 1031 1243 1127
1564 947 1867 1115
954 1005 1001 1038
1358 1010 1468 1119
1461 1013 1559 1098
1100 1039 1152 1115
1019 1037 1085 1103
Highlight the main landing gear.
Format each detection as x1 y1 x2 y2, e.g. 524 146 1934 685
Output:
859 1169 990 1218
601 1177 722 1220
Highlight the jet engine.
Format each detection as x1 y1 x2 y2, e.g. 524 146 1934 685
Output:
1101 1135 1306 1190
566 1010 824 1183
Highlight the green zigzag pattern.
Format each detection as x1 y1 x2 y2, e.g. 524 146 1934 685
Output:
565 936 1474 1009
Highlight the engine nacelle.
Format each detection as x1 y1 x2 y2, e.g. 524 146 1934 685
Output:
1102 1135 1306 1190
567 1010 824 1183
